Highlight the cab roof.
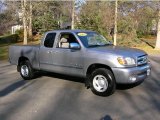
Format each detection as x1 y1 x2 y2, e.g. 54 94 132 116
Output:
46 29 95 33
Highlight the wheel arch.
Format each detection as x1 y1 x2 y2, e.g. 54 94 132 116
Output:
86 63 114 78
86 63 116 96
17 56 29 72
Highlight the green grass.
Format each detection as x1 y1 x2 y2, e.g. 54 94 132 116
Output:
135 46 160 55
117 35 160 55
0 33 41 61
0 34 19 45
0 45 9 60
135 37 160 55
0 34 19 60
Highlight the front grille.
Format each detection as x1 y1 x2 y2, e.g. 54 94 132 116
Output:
137 55 148 66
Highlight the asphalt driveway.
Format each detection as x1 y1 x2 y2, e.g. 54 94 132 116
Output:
0 55 160 120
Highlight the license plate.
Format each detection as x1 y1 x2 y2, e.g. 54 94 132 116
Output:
147 69 151 76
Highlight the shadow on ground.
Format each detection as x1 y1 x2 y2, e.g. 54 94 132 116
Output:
0 80 26 97
100 115 113 120
116 80 144 90
140 39 155 48
0 79 36 97
36 71 143 91
35 71 85 84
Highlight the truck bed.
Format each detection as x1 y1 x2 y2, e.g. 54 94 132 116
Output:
9 45 40 69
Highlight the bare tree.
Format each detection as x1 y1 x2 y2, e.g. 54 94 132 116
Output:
114 0 118 46
28 0 32 38
71 0 75 29
21 0 27 45
155 8 160 49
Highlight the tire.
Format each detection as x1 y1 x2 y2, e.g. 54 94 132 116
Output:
89 68 116 96
19 60 35 80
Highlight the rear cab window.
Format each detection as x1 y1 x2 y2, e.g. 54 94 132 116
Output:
44 33 56 48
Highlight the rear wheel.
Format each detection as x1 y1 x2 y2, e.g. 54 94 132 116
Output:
89 68 116 96
20 60 35 80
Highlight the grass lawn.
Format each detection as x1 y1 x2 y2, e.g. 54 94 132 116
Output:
0 33 41 61
0 45 9 60
136 37 160 55
136 46 160 55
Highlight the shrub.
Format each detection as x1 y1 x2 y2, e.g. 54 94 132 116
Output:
15 29 23 42
0 34 19 45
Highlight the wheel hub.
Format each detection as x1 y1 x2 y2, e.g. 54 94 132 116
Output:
21 65 29 77
93 75 108 92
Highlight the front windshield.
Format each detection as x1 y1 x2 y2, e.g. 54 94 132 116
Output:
76 32 111 48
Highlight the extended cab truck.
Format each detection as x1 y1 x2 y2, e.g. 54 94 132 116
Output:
9 30 151 96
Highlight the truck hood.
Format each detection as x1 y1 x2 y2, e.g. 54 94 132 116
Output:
87 46 146 57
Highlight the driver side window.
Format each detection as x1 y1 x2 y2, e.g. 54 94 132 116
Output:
58 33 78 49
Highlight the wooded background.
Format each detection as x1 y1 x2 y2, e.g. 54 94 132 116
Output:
0 0 160 49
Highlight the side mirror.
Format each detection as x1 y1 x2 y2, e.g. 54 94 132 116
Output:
70 43 81 50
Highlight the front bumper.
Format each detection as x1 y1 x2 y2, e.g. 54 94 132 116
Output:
112 63 151 84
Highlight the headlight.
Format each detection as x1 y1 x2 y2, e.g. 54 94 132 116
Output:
117 57 136 66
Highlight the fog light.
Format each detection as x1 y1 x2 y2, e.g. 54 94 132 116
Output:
129 76 137 82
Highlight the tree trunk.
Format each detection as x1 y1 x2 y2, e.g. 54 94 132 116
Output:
21 0 27 45
114 0 118 46
155 9 160 49
28 0 32 38
71 0 75 29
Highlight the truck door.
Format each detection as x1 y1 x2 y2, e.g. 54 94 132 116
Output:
39 32 56 71
52 32 84 76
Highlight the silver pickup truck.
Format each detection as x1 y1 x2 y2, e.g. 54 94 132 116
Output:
9 30 151 96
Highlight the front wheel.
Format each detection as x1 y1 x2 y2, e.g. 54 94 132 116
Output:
20 60 35 80
89 68 116 96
